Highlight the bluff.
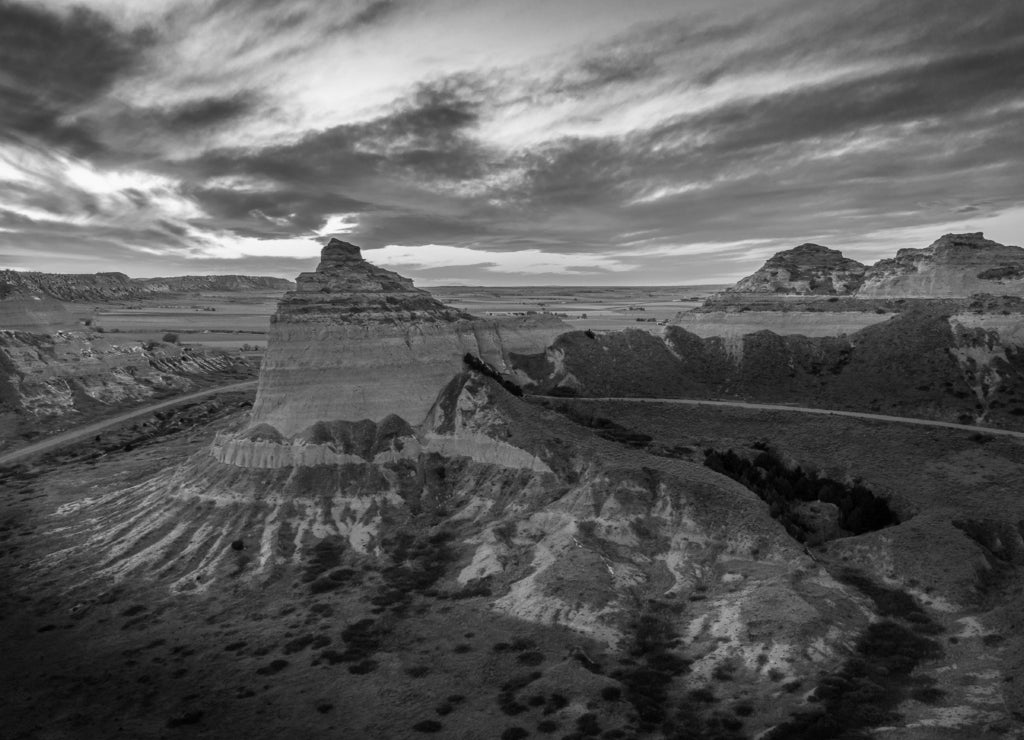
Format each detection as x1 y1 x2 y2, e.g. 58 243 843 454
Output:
0 269 145 302
724 232 1024 299
244 239 567 439
728 243 866 295
514 302 1024 431
858 232 1024 298
0 269 295 303
137 275 295 292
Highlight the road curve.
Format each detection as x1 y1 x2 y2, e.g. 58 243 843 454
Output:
0 379 259 467
546 396 1024 440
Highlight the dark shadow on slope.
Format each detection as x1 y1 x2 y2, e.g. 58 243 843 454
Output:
704 448 898 544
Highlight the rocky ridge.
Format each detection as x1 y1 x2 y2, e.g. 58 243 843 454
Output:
858 232 1024 298
514 304 1024 431
136 275 294 292
0 269 294 303
728 243 866 295
0 330 253 449
726 233 1024 298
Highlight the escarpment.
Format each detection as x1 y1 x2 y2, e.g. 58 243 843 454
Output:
728 243 867 295
723 232 1024 299
246 239 567 437
858 232 1024 298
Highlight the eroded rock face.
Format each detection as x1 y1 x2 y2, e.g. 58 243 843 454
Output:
246 239 567 437
0 330 248 419
858 232 1024 298
728 243 867 295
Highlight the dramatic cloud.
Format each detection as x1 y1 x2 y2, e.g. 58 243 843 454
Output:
0 0 1022 283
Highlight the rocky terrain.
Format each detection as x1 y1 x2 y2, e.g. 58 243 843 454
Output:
0 269 294 303
516 298 1024 431
2 237 1023 738
0 330 254 451
728 244 867 295
858 232 1024 298
722 232 1024 300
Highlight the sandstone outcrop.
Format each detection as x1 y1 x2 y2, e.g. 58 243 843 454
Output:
858 232 1024 298
245 239 567 437
0 330 252 449
728 243 866 295
514 303 1024 430
725 232 1024 299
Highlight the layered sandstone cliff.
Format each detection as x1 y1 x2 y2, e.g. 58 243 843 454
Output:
857 232 1024 298
724 232 1024 299
244 239 568 439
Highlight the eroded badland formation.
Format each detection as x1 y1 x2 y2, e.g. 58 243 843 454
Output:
2 235 1024 739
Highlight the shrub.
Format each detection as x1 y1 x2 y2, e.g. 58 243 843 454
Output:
162 332 179 343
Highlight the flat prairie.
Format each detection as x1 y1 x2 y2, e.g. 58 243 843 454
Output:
92 290 282 349
431 284 728 333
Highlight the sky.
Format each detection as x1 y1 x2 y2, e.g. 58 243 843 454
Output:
0 0 1022 286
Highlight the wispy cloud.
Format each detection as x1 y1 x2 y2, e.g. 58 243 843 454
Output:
0 0 1021 282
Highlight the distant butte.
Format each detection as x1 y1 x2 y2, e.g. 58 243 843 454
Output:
728 232 1024 298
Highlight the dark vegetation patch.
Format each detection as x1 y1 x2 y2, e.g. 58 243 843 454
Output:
546 405 653 447
412 719 443 733
463 353 523 397
301 537 347 593
166 710 203 728
836 570 942 634
497 671 544 716
766 621 943 739
375 529 458 613
255 659 288 675
611 601 691 735
704 448 898 542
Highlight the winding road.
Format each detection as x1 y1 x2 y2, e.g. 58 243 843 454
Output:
3 385 1020 469
549 396 1024 440
0 379 259 467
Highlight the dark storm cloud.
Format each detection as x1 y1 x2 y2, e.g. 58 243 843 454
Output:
334 0 402 33
169 76 495 241
160 94 261 130
0 0 151 154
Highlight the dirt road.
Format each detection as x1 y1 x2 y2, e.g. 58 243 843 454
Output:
0 380 258 467
560 397 1024 440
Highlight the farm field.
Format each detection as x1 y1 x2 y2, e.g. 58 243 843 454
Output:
431 284 729 333
89 285 731 347
92 291 282 350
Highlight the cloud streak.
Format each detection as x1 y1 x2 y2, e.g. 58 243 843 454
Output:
0 0 1021 283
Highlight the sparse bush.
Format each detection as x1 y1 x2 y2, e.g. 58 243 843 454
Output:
162 332 179 343
517 650 545 666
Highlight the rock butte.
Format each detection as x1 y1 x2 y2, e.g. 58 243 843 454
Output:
728 232 1024 298
243 239 568 439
